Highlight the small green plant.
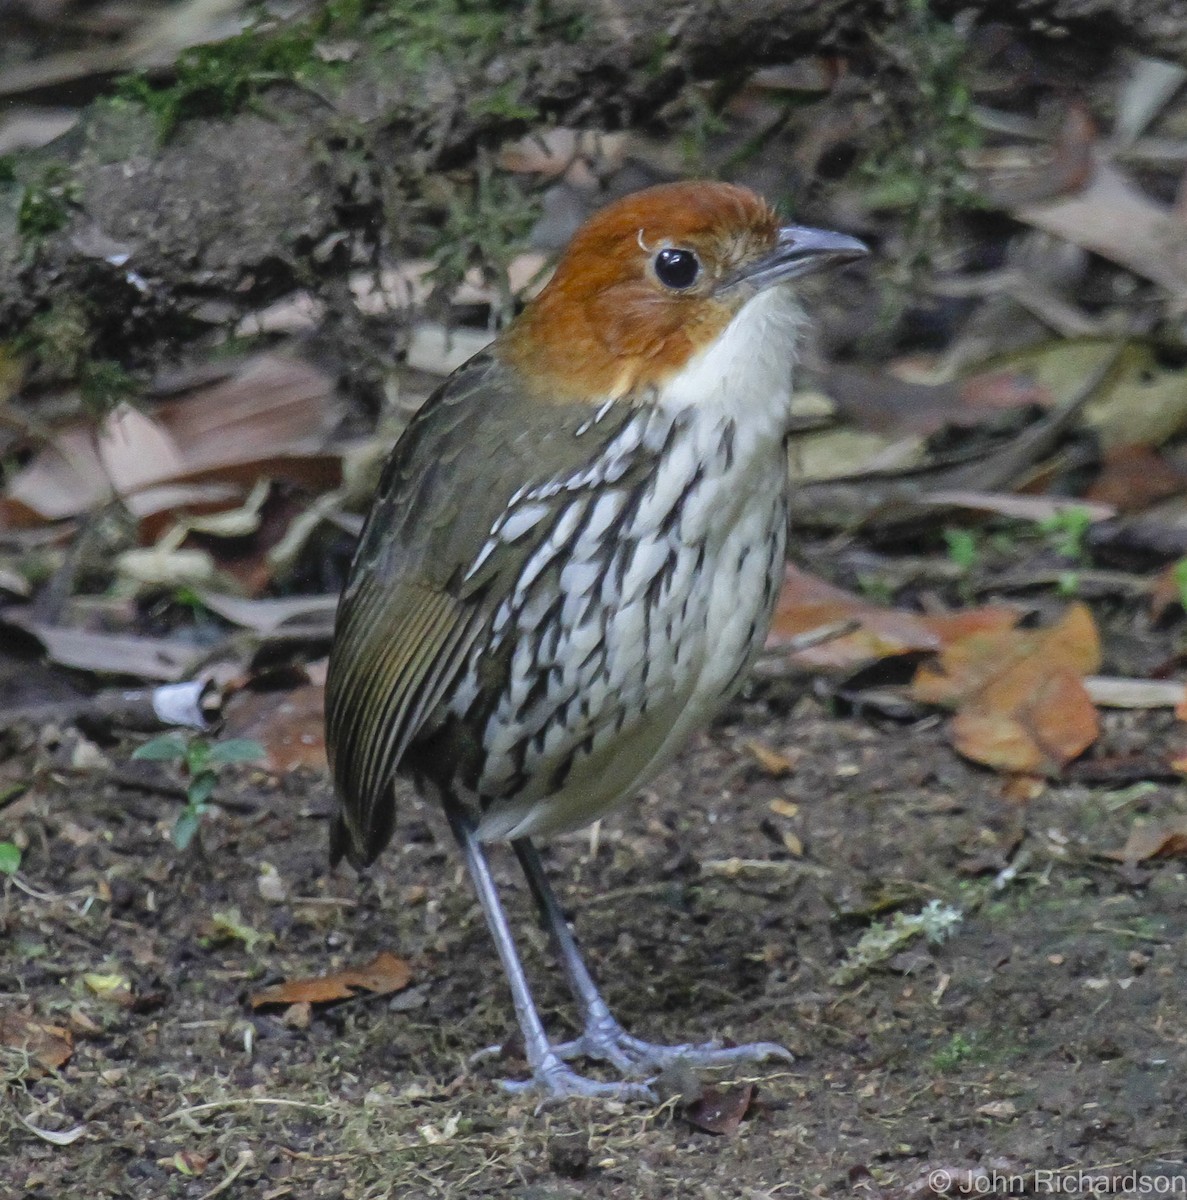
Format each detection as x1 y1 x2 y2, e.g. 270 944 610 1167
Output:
0 842 21 875
1172 558 1187 612
1039 506 1093 561
426 161 538 326
132 733 265 850
857 573 895 605
943 527 979 571
17 167 79 240
931 1031 979 1073
861 0 982 314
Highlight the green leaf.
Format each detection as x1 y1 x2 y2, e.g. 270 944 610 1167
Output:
206 906 269 952
185 740 210 773
172 809 202 850
187 772 217 807
0 842 22 875
132 733 188 762
206 738 266 765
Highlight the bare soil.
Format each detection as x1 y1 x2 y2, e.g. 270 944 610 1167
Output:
3 674 1186 1199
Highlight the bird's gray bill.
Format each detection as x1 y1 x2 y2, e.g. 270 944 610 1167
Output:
730 225 869 291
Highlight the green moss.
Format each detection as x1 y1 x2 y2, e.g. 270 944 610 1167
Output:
16 165 78 240
111 0 583 141
115 24 323 135
80 359 139 415
15 299 138 417
18 297 93 379
469 82 537 123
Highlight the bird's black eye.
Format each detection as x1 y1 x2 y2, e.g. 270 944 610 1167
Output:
653 247 701 290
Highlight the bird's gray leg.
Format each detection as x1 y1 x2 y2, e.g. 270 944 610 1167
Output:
512 838 793 1077
443 802 655 1101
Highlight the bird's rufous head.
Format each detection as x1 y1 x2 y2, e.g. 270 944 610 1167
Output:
499 180 866 402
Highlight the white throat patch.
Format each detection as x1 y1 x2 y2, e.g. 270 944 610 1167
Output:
656 285 804 433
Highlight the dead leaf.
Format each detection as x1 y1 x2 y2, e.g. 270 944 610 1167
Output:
2 354 342 534
769 565 1018 672
197 592 338 635
1086 445 1187 513
97 404 186 498
913 604 1101 774
4 427 112 522
249 950 412 1009
977 99 1097 208
0 1011 73 1071
1000 773 1046 804
15 1111 85 1145
1105 817 1187 865
684 1082 755 1135
1015 160 1187 297
744 740 797 777
4 617 198 682
222 682 326 772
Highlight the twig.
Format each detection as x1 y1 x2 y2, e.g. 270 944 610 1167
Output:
163 1097 336 1122
199 1150 255 1200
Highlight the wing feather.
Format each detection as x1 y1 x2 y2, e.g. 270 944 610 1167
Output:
326 354 645 867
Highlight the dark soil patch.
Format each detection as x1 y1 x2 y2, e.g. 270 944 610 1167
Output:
4 682 1186 1198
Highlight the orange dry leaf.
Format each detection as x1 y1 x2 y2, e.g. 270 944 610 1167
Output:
0 1011 73 1071
767 565 1018 671
221 680 326 772
249 951 411 1009
912 603 1101 774
1104 817 1187 865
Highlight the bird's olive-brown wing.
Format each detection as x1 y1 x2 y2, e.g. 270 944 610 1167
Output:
326 354 639 866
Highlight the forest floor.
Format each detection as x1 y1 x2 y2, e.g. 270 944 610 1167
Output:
5 5 1187 1198
5 673 1185 1199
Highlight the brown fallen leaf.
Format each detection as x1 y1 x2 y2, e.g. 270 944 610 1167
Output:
1104 817 1187 865
1150 563 1185 624
0 1011 73 1071
250 950 412 1009
222 680 326 772
768 565 1018 672
1085 444 1187 514
743 740 798 777
913 603 1101 775
684 1082 755 1135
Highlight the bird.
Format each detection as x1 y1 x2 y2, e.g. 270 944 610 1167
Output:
325 179 867 1100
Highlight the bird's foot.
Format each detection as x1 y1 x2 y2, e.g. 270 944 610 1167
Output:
554 1015 793 1077
500 1052 658 1104
471 1041 658 1102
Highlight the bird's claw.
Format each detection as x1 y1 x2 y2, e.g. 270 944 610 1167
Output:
554 1017 793 1077
499 1058 658 1104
